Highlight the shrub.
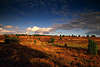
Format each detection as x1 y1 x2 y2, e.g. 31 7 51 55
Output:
34 40 36 44
48 38 55 43
88 39 98 55
5 37 19 44
38 38 40 40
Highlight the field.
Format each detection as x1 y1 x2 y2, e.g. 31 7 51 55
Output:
0 35 100 67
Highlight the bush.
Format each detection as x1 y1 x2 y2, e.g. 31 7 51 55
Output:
38 38 40 40
48 38 55 43
5 37 19 44
34 40 36 44
88 39 98 55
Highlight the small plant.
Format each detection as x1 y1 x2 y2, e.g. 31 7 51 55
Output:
34 40 36 44
49 38 55 43
38 38 40 40
88 39 98 55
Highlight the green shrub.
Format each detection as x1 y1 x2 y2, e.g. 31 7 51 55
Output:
5 37 19 44
38 38 40 40
49 38 55 43
34 40 36 44
88 39 98 55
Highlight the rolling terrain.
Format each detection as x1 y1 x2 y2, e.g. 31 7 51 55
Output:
0 35 100 67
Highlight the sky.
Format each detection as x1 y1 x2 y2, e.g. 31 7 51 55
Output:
0 0 100 36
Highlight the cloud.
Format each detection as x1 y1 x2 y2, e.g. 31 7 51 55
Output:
4 25 14 29
0 24 26 35
0 27 16 35
52 11 100 35
26 26 54 35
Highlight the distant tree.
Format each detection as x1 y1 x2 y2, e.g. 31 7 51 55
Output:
86 35 89 37
64 43 68 48
72 34 74 37
88 39 98 55
78 35 80 37
91 35 96 37
33 34 40 36
60 34 61 37
73 35 76 37
16 34 27 36
62 35 65 37
69 35 70 37
59 35 62 40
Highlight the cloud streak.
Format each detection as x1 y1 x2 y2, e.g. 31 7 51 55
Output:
0 25 26 35
52 11 100 35
26 26 54 35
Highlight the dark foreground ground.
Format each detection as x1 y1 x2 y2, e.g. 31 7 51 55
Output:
0 43 100 67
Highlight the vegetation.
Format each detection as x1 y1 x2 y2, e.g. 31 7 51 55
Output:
4 37 19 44
87 35 89 37
59 35 62 40
16 34 27 36
4 34 9 38
33 34 49 36
78 35 80 37
64 43 68 48
62 35 65 37
38 38 40 40
0 34 100 67
88 39 98 55
91 35 96 37
48 38 55 43
34 40 36 44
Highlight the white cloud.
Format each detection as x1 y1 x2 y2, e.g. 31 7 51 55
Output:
26 26 54 35
0 28 16 34
0 24 26 35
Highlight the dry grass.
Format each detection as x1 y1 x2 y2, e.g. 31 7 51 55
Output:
0 35 100 67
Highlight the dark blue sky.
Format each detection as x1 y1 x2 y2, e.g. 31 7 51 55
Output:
0 0 100 35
